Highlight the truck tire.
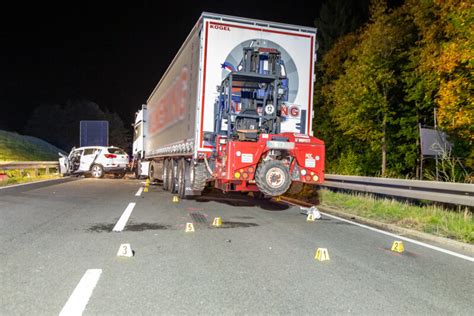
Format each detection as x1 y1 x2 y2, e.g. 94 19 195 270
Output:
190 162 208 192
149 163 157 182
177 158 187 198
134 160 141 179
255 160 291 196
167 159 177 193
163 159 170 191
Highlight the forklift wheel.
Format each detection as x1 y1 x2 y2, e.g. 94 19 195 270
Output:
255 160 291 196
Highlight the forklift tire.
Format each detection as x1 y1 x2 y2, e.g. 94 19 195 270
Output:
90 164 104 178
255 160 291 196
177 158 187 198
190 163 208 192
163 159 170 191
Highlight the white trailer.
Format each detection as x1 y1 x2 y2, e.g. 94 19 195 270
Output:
133 12 320 197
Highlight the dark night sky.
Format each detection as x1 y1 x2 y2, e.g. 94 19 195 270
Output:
0 1 322 132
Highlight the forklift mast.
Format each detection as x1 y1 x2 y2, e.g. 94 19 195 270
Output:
214 46 289 142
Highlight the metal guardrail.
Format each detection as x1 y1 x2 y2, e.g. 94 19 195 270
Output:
323 174 474 207
0 161 59 176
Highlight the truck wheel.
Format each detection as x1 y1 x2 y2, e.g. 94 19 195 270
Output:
134 160 141 179
167 159 177 193
255 160 291 196
177 158 187 198
163 159 169 191
90 164 104 178
190 162 208 192
149 163 156 182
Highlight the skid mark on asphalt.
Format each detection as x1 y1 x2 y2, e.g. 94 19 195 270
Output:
88 223 171 232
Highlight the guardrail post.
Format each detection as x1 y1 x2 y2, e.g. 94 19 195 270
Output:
46 167 50 175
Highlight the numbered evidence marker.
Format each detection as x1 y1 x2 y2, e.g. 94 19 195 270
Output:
212 217 222 227
172 196 179 203
314 248 330 261
185 222 195 233
144 187 149 193
391 241 405 253
117 243 133 257
306 213 315 222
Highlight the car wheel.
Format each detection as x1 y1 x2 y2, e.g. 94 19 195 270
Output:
91 164 104 178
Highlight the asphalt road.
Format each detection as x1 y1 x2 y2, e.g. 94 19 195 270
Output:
1 177 473 315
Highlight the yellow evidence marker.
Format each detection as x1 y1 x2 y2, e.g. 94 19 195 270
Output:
185 222 195 233
391 241 405 253
212 217 222 227
144 187 149 193
314 248 330 261
172 196 179 203
306 213 315 222
145 179 150 186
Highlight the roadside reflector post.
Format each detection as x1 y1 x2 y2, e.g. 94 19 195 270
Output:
117 243 133 257
172 196 179 203
212 217 222 227
185 222 195 233
315 248 330 261
307 213 315 222
391 241 405 253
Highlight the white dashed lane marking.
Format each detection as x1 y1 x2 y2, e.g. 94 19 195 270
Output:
135 187 143 197
59 269 102 316
113 202 136 232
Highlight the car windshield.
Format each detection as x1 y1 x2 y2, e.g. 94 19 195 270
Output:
107 148 126 155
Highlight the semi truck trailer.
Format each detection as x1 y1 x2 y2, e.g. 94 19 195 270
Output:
133 12 325 198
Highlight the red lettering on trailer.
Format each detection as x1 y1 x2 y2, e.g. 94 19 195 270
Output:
210 24 230 31
148 67 189 135
280 104 300 118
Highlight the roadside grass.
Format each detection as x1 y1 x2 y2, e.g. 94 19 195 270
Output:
286 185 473 244
0 130 64 161
0 130 64 186
0 169 60 187
318 189 473 244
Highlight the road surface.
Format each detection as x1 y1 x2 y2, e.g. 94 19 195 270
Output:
1 178 473 315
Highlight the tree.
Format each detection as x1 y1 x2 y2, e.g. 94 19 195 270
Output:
25 99 131 151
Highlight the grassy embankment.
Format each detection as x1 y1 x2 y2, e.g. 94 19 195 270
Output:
292 186 473 244
0 130 64 185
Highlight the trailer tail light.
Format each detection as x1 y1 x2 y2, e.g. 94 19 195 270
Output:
300 169 307 176
313 175 319 182
234 172 241 179
248 167 254 173
242 173 248 179
104 154 117 159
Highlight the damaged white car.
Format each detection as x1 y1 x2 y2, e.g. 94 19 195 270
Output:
59 146 129 178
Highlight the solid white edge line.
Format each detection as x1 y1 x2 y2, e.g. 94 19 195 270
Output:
0 177 69 190
320 211 474 262
59 269 102 316
135 187 143 197
113 202 136 232
283 200 474 262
